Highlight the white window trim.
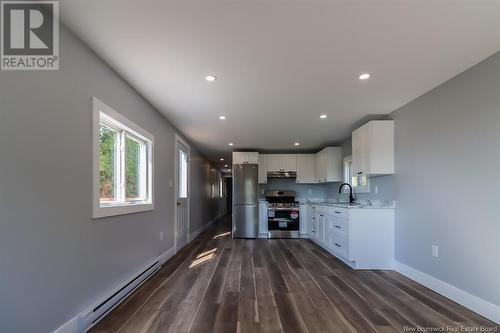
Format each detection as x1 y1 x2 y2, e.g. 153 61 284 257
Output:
92 97 154 218
343 155 370 194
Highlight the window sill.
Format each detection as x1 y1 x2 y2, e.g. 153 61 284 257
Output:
92 202 154 219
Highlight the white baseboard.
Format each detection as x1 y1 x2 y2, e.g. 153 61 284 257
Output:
159 246 176 264
52 247 176 333
53 315 81 333
395 261 500 324
189 218 216 242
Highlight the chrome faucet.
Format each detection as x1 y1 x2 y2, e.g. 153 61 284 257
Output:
338 183 355 204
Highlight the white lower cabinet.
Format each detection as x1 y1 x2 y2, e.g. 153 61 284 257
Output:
299 204 310 238
306 204 394 269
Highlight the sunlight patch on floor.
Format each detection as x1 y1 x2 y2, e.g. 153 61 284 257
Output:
213 231 231 239
189 253 216 269
196 248 217 259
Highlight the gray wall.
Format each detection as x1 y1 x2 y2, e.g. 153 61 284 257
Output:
389 52 500 306
0 27 223 332
323 52 500 307
189 152 226 235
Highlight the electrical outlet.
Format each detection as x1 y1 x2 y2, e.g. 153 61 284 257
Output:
160 231 164 241
432 245 439 258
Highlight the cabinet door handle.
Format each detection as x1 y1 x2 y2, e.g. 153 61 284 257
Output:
320 214 324 217
334 211 341 214
334 243 341 247
357 172 362 175
334 225 341 229
311 218 315 220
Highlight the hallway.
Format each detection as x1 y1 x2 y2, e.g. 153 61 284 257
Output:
91 217 496 332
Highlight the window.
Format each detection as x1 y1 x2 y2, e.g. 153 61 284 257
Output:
92 97 154 218
343 156 370 193
343 156 353 186
178 148 188 198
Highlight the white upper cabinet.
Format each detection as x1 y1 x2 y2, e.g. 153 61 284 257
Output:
258 154 268 184
233 152 259 164
352 120 394 176
315 147 342 183
246 152 259 164
296 154 315 183
282 154 297 172
266 154 282 172
266 154 297 172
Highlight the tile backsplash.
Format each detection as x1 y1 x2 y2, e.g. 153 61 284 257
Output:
258 175 395 202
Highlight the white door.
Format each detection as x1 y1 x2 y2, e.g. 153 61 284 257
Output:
175 137 190 250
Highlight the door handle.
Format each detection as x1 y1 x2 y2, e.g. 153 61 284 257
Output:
177 202 182 206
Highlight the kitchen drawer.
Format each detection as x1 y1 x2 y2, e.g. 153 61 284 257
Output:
332 229 349 258
331 216 349 233
328 207 349 220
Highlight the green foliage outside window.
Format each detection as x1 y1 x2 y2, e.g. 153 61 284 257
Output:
99 125 145 201
99 125 116 200
125 136 140 199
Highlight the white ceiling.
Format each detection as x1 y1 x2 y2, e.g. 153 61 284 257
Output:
61 0 500 169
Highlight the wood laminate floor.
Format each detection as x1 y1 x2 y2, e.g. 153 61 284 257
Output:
91 217 498 333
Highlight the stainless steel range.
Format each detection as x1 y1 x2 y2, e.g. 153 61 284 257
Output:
266 190 300 238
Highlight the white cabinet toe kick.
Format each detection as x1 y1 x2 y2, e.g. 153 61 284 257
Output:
300 204 394 269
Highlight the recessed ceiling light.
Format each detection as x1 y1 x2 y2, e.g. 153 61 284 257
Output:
224 164 228 167
220 158 224 161
205 75 217 82
219 115 226 120
320 114 327 119
294 142 300 146
228 142 234 146
359 73 370 80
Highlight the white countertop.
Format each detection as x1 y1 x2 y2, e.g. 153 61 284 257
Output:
303 200 395 209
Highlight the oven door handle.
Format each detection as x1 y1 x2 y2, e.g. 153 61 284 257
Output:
269 218 291 222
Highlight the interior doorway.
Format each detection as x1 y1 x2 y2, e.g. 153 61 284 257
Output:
226 177 232 216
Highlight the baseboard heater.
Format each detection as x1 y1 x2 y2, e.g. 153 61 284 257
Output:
82 260 161 331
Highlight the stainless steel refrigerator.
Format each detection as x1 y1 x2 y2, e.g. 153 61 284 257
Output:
232 164 258 238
